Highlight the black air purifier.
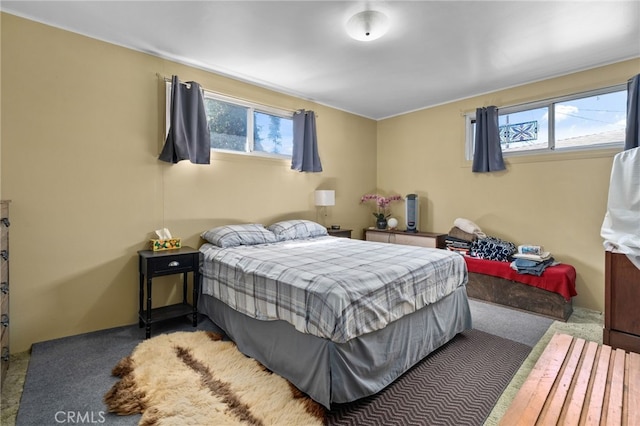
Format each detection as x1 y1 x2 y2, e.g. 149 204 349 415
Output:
405 194 419 233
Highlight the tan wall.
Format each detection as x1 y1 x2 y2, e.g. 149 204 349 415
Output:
0 13 3 198
1 13 377 352
2 12 638 353
377 58 640 313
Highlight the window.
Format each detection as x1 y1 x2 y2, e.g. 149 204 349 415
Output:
466 85 627 159
166 83 293 158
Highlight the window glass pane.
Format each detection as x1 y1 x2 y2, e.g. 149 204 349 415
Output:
204 97 247 151
554 90 626 149
499 107 549 153
253 112 293 155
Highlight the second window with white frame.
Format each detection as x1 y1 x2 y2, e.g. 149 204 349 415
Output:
465 85 628 159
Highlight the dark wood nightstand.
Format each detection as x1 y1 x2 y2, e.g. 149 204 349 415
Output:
138 246 201 338
327 228 352 238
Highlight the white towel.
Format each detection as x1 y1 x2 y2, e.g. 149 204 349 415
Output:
453 218 486 239
601 147 640 268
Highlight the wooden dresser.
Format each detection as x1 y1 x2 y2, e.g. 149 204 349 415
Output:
363 228 446 249
604 250 640 353
1 200 10 386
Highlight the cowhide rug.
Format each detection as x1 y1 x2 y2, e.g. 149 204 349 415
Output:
104 331 324 425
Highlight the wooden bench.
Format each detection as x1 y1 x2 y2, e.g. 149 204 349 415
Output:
467 272 573 321
500 333 639 425
464 257 577 321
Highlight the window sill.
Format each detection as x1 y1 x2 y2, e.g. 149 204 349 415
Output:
462 146 622 168
211 150 291 166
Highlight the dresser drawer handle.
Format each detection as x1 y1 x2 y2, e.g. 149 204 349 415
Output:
1 218 9 228
0 283 7 294
0 250 7 261
1 347 9 362
168 261 180 267
1 314 8 327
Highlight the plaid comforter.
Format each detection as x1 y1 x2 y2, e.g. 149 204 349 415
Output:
200 236 468 343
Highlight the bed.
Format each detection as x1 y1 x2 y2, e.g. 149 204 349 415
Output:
197 220 472 408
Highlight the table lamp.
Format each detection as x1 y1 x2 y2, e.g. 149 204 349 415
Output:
314 190 335 226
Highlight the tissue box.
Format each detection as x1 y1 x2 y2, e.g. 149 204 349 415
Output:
150 238 182 251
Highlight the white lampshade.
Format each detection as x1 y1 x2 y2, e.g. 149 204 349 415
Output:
315 190 335 207
346 10 390 42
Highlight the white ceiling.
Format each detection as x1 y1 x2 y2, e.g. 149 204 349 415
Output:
3 1 640 120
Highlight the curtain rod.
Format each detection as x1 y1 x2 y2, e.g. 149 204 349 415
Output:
156 73 190 87
155 72 308 117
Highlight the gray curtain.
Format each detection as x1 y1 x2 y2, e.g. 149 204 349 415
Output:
472 106 506 173
625 74 640 150
291 110 322 172
159 75 211 164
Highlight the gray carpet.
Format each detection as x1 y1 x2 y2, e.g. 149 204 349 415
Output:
17 317 223 426
16 300 551 425
469 299 554 347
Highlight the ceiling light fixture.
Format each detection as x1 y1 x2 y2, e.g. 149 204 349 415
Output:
346 10 389 42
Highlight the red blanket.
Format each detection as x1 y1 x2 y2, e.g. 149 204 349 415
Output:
464 256 577 301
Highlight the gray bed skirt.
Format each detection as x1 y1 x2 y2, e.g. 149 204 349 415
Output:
199 285 472 408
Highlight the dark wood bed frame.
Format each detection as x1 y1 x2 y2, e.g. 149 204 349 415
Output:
466 271 573 321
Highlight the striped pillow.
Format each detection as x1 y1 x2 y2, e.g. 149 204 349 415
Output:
268 220 328 241
201 224 277 248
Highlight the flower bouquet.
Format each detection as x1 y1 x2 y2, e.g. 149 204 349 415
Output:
361 194 403 229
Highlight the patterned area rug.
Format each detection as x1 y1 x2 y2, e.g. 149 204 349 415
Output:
104 329 529 426
328 329 531 426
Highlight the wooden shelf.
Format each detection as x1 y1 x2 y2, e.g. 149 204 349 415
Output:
139 302 195 325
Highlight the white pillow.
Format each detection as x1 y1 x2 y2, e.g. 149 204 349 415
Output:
201 224 277 248
267 220 328 241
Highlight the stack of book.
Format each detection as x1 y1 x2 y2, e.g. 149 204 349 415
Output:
445 237 473 255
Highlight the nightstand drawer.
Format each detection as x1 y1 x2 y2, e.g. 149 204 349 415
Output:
1 293 7 315
146 254 196 275
1 313 8 340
